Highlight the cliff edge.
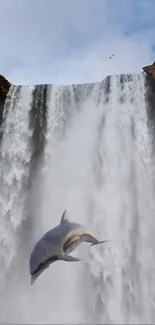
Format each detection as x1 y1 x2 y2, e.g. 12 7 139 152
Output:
0 62 154 110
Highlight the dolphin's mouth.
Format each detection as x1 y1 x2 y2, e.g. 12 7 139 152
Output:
30 255 58 285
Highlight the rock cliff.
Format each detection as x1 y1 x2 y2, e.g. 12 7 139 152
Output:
143 61 155 79
0 75 11 127
0 74 11 101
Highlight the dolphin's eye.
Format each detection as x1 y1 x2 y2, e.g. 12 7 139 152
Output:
37 262 45 271
40 261 47 268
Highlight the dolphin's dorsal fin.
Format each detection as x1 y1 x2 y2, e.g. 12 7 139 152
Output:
61 210 68 223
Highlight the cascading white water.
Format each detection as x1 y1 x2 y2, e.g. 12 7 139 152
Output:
0 74 155 324
0 85 34 292
81 74 155 324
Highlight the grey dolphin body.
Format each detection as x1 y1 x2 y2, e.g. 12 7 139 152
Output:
29 210 109 284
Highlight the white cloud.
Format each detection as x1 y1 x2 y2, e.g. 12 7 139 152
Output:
0 0 155 84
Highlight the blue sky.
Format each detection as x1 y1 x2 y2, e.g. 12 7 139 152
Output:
0 0 155 85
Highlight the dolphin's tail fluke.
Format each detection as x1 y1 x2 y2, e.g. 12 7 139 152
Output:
90 239 110 247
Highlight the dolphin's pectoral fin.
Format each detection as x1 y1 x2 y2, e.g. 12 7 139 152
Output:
63 236 80 254
58 254 81 262
90 239 110 247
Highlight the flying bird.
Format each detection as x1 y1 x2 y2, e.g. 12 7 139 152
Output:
29 209 109 284
109 54 114 59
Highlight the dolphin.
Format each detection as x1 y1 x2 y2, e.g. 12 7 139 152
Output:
29 209 109 285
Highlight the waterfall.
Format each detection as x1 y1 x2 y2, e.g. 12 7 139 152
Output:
0 85 34 291
0 73 155 324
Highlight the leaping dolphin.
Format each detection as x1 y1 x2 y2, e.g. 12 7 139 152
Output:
29 209 109 285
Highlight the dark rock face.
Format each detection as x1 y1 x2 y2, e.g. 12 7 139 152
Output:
0 75 11 101
26 85 49 236
144 73 155 149
29 84 48 166
0 75 11 127
143 61 155 79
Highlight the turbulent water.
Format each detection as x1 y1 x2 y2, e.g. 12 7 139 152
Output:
0 73 155 324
